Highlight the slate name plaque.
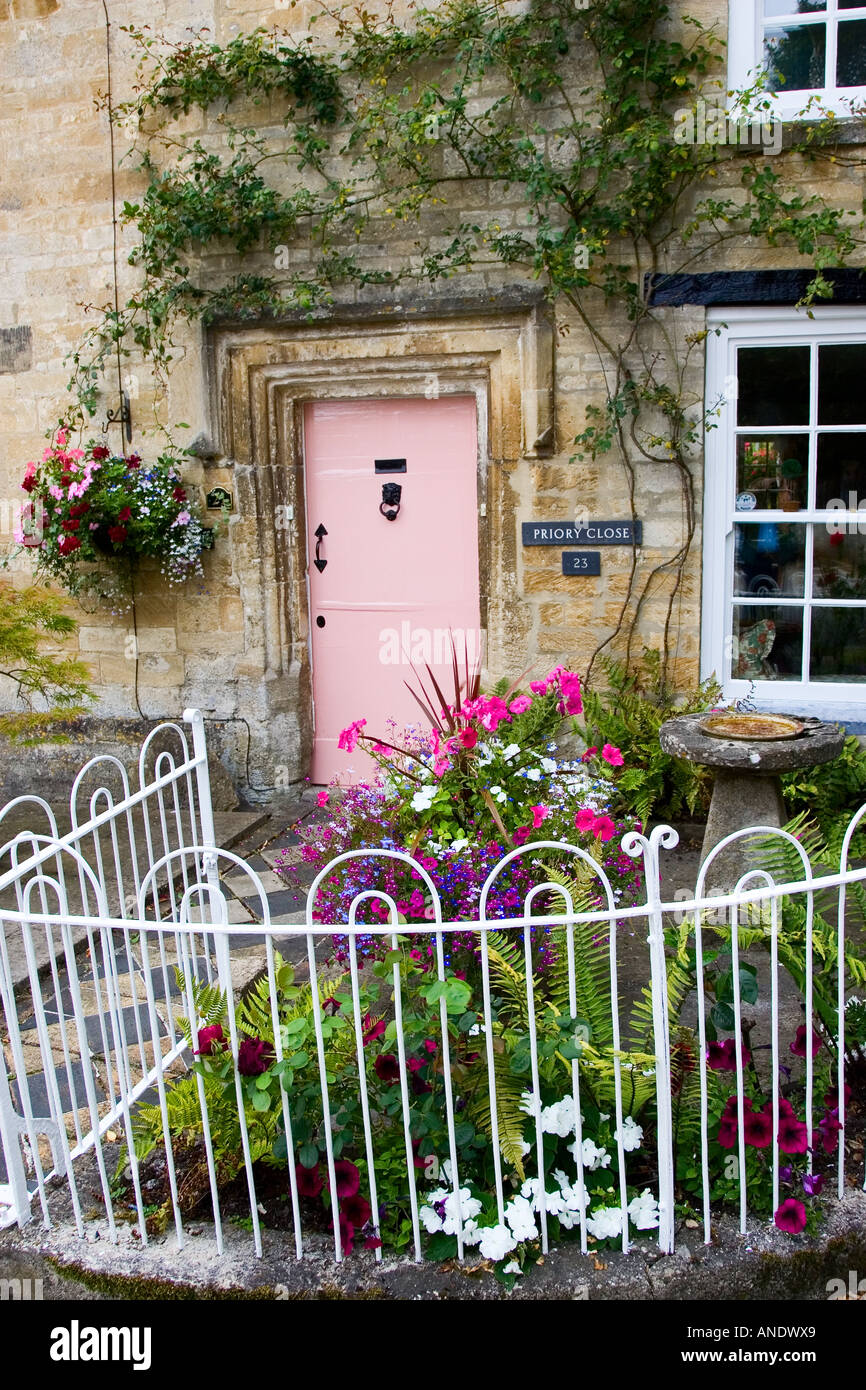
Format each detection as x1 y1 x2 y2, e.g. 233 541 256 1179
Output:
522 520 642 546
562 551 601 576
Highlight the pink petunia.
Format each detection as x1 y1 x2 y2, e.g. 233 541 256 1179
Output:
593 815 616 843
509 696 532 715
530 805 549 829
602 743 624 767
774 1198 807 1234
316 791 329 806
575 808 597 834
338 719 367 753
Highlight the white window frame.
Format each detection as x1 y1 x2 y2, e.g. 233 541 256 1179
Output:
728 0 866 120
702 305 866 721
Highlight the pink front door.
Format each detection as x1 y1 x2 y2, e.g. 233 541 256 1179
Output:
303 395 481 784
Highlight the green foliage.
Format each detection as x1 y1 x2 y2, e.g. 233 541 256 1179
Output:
0 582 94 742
577 649 722 825
781 735 866 860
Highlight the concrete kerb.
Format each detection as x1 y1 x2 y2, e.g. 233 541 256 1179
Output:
1 1169 864 1301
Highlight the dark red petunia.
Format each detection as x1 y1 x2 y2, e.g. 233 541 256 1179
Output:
333 1160 360 1199
57 535 81 555
172 485 187 502
69 502 90 518
295 1162 323 1198
61 519 80 531
336 1213 355 1256
108 524 128 544
774 1198 807 1234
374 1053 400 1084
706 1039 750 1072
790 1024 822 1058
777 1111 809 1155
362 1012 386 1046
125 453 141 468
90 446 110 461
743 1107 773 1148
194 1022 225 1056
322 997 341 1015
118 506 132 523
236 1036 274 1076
824 1083 852 1110
364 1235 383 1250
341 1192 372 1228
20 473 36 493
59 473 73 487
817 1108 842 1155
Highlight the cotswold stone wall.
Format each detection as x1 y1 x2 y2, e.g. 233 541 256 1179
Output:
1 0 864 793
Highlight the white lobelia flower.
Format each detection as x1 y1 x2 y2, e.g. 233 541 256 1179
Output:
627 1189 660 1230
478 1222 518 1263
614 1116 644 1152
586 1206 624 1241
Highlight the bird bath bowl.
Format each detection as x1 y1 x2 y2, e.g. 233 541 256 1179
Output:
659 712 845 884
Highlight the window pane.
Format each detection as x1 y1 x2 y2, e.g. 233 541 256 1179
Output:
813 525 866 596
764 23 827 89
836 19 866 84
736 435 808 510
763 0 826 13
737 346 811 426
734 522 806 596
818 344 866 422
810 608 866 680
732 606 803 679
815 432 866 507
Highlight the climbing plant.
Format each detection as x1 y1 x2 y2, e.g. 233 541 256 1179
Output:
70 0 866 679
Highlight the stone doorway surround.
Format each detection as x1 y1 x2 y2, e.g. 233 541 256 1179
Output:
204 292 555 787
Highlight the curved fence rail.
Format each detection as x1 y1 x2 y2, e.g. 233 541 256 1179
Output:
1 713 864 1267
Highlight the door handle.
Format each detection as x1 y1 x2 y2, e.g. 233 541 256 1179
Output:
314 522 328 572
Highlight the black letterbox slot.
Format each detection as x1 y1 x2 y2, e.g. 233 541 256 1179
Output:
374 459 407 473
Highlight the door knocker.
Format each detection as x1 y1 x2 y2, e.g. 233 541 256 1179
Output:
380 482 402 521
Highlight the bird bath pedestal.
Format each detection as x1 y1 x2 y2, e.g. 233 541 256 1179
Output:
659 713 845 884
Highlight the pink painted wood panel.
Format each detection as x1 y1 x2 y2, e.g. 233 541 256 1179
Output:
304 395 480 783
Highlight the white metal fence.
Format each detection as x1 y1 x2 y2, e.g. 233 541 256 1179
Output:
1 711 864 1266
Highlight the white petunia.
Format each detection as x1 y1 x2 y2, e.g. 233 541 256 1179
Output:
441 1187 483 1235
569 1137 611 1171
628 1189 660 1231
525 767 542 781
504 1195 538 1242
614 1116 644 1153
478 1223 518 1262
450 838 469 852
502 743 521 761
502 1260 523 1276
420 1205 444 1233
540 1097 579 1138
586 1206 623 1241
